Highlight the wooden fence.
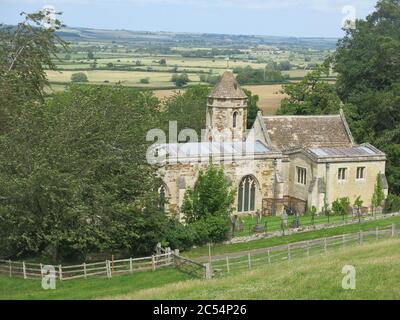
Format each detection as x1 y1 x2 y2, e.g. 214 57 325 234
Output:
0 248 211 281
210 223 399 277
0 252 175 281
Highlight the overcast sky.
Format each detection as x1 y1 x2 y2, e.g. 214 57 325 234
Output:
0 0 378 37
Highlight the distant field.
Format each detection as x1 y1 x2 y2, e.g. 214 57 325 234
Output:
243 84 286 115
111 238 400 300
46 70 201 87
153 84 286 115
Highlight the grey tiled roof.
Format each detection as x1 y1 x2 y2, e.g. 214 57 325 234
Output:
209 71 247 99
308 145 379 158
263 115 353 150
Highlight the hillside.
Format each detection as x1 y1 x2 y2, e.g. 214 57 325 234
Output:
112 239 400 300
56 27 337 50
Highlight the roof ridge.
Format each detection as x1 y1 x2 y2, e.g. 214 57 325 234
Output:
263 114 341 119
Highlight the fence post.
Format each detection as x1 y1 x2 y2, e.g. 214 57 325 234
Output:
105 260 111 278
129 258 133 273
226 256 230 273
376 227 379 241
8 260 12 278
307 241 310 258
288 244 291 261
392 224 395 237
342 234 345 248
204 263 212 280
58 265 63 281
267 249 271 264
83 263 87 279
40 263 43 279
359 231 363 245
22 261 27 279
248 253 252 270
324 238 327 252
152 255 156 271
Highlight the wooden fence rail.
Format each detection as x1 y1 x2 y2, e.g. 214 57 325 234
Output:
210 223 399 277
0 252 175 282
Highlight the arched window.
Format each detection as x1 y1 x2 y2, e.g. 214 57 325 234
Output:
233 112 238 128
238 176 257 213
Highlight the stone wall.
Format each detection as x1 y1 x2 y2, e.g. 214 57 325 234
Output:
159 157 284 221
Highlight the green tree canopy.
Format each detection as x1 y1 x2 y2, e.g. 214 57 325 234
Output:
277 61 342 116
0 85 168 262
71 72 89 83
333 0 400 194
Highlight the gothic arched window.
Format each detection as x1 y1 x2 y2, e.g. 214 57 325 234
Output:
233 112 238 128
237 176 257 213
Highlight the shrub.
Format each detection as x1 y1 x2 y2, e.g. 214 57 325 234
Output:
140 78 150 84
70 72 88 83
332 197 350 216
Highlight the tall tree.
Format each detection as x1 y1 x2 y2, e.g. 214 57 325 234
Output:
0 85 167 262
333 0 400 194
277 61 343 116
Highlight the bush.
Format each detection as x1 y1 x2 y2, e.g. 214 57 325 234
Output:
140 78 150 84
385 194 400 213
332 197 350 216
171 73 189 87
70 72 88 83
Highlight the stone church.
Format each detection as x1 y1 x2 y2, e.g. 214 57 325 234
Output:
156 71 388 220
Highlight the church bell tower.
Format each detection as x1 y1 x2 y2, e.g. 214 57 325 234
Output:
205 71 248 142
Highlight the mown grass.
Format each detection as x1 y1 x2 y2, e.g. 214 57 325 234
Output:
112 238 400 300
184 215 400 259
0 267 191 300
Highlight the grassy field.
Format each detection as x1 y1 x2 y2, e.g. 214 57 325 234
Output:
0 267 191 300
3 236 398 300
112 238 400 300
184 215 400 259
46 70 201 87
235 213 359 238
152 84 286 115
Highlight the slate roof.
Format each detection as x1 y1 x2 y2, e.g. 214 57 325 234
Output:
263 115 353 151
209 71 247 99
308 145 381 158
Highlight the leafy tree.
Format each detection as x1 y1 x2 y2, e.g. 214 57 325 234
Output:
332 197 351 216
171 73 189 87
354 196 364 222
333 0 400 194
163 85 209 137
0 10 67 131
0 85 168 262
181 163 234 243
159 58 167 65
71 72 88 82
372 173 386 209
87 50 94 59
243 88 261 129
277 61 343 116
235 66 287 85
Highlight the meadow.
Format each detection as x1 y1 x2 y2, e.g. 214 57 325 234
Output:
112 238 400 300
